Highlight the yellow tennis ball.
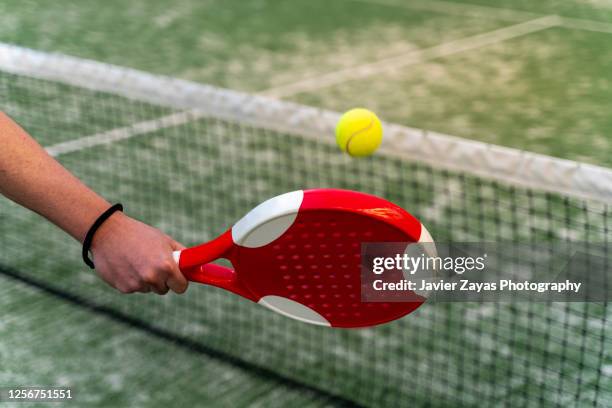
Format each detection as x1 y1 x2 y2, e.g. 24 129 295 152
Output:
336 108 383 157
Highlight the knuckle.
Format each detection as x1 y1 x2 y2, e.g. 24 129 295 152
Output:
117 284 135 294
123 277 146 294
142 270 159 284
160 259 175 273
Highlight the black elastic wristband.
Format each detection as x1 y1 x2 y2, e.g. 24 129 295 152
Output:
82 203 123 269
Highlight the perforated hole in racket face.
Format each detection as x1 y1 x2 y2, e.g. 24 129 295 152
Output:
231 210 426 328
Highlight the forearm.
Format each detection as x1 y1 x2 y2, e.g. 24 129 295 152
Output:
0 112 110 243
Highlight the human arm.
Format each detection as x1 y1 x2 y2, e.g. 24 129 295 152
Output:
0 111 187 294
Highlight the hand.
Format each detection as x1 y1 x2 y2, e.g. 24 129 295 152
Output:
89 212 188 295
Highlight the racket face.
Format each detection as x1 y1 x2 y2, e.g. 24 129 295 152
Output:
228 189 431 328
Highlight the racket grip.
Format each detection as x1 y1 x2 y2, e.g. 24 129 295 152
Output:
184 262 236 286
173 250 254 300
172 250 182 265
173 230 233 270
172 250 235 284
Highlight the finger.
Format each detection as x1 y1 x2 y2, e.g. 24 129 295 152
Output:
117 278 142 294
148 274 170 295
143 266 170 295
98 267 139 294
145 271 169 294
126 275 152 294
151 283 170 295
167 275 189 294
138 285 152 294
168 237 186 251
165 256 189 294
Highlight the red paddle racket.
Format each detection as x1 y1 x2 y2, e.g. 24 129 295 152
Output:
174 189 435 328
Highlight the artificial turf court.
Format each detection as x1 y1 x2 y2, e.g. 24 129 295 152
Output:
0 1 611 407
1 0 611 167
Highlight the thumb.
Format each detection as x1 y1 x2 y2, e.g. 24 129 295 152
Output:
167 239 189 294
170 239 186 251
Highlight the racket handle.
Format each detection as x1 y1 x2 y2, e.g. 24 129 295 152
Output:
178 260 235 286
175 259 254 300
174 230 233 270
172 232 255 300
172 245 235 285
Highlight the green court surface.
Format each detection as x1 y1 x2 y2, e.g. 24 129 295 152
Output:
0 65 609 406
293 26 612 167
1 1 611 407
0 275 336 408
443 0 612 22
1 0 612 167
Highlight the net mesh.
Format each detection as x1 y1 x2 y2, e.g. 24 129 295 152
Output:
1 49 611 407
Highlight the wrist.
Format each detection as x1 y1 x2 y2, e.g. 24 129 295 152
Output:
82 203 124 268
90 211 127 252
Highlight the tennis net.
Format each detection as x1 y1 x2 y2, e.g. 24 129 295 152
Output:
0 43 610 407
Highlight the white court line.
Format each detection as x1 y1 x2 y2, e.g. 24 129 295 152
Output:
560 17 612 35
261 16 561 98
46 111 205 157
351 0 612 35
350 0 540 22
38 4 612 157
45 16 560 156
